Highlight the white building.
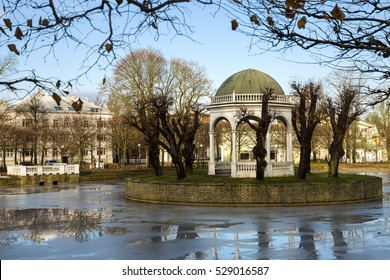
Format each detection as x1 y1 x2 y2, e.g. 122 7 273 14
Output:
1 92 113 168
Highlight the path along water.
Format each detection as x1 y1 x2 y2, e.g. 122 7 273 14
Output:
0 172 389 260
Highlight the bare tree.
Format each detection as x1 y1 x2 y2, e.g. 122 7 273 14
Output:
236 89 274 180
107 48 165 176
13 93 48 164
291 81 324 179
2 1 389 105
366 102 390 159
226 1 390 86
326 88 364 177
56 116 97 164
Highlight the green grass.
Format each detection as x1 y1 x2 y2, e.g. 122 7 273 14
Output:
127 168 379 185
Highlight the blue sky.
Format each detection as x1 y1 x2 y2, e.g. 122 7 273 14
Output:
5 6 335 100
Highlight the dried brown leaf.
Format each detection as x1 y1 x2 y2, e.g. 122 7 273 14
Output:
27 19 33 28
297 16 307 29
231 19 239 30
0 27 8 36
250 15 260 25
285 0 305 10
72 98 84 112
331 4 345 21
266 16 275 26
15 27 23 40
7 44 20 55
41 18 49 27
3 18 12 31
285 9 295 19
52 93 62 105
105 43 113 53
102 76 106 85
56 80 61 89
151 22 158 29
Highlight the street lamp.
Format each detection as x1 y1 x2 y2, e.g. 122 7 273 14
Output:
137 144 142 164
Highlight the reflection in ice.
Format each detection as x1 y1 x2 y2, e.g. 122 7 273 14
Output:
0 177 389 260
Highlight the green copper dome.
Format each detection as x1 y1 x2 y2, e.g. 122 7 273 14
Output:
215 69 285 96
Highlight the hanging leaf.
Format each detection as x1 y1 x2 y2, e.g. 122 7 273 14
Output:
3 18 12 31
331 4 345 21
27 19 33 28
357 26 362 33
333 25 339 33
15 27 23 40
151 22 158 29
266 16 275 26
63 90 70 95
52 93 62 105
116 0 123 5
0 27 8 36
56 80 61 88
285 9 295 19
102 75 106 85
250 15 260 25
231 19 239 30
41 18 49 27
297 16 307 29
105 43 113 53
67 82 73 89
285 0 305 10
7 44 20 55
72 98 84 112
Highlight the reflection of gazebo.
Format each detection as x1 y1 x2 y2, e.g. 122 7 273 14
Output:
207 69 294 177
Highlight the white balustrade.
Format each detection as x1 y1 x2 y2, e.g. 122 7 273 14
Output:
211 93 292 105
7 165 80 176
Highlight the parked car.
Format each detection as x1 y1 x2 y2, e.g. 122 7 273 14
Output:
44 160 66 165
20 161 34 166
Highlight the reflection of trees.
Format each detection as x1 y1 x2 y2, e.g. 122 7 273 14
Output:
298 227 318 260
331 229 348 259
0 208 102 243
63 210 102 242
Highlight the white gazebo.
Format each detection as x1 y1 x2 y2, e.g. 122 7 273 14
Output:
207 69 294 177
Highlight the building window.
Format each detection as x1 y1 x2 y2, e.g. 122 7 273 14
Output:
240 153 249 160
91 108 99 113
54 106 63 111
22 119 33 127
97 148 105 156
83 150 89 156
6 149 13 158
97 134 106 142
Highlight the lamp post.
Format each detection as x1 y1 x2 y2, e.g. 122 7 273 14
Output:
61 145 64 162
200 144 203 164
138 143 141 164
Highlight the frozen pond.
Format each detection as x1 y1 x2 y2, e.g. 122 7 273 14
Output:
0 172 390 260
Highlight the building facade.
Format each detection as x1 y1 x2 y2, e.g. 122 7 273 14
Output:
0 92 113 168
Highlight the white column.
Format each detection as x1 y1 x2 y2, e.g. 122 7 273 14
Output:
208 131 215 175
231 130 237 177
286 130 293 162
266 131 271 162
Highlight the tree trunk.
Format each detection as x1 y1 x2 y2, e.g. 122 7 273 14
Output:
298 142 311 179
253 133 267 180
328 141 344 177
2 149 6 171
174 160 186 179
148 140 162 176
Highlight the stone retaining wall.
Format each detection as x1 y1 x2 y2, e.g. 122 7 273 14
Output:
19 174 80 186
125 177 383 206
